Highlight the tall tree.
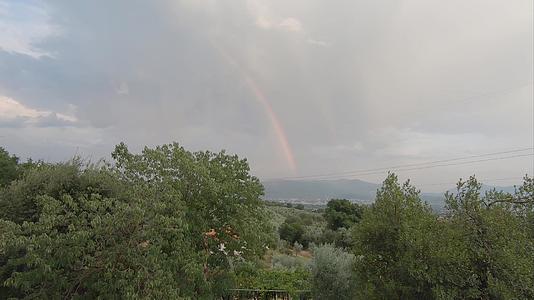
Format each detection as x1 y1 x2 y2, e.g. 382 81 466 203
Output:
444 176 534 299
0 147 20 187
351 173 437 299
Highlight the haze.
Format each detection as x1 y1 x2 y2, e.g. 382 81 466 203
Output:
0 0 532 191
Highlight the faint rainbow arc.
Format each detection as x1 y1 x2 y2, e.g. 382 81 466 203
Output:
211 42 297 173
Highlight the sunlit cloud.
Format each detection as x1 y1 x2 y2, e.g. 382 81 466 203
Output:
0 95 77 127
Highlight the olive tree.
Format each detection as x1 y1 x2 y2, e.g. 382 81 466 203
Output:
310 244 356 300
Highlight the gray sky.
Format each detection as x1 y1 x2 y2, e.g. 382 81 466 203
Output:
0 0 532 191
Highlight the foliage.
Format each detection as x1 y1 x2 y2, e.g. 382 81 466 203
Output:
271 253 310 270
112 142 275 258
351 173 534 300
294 203 305 210
278 218 305 246
234 261 311 296
310 244 356 300
351 173 438 299
324 198 364 230
320 227 353 249
443 176 534 299
0 142 274 299
3 141 534 299
0 148 19 187
0 148 41 190
275 208 326 249
0 161 197 299
0 159 123 224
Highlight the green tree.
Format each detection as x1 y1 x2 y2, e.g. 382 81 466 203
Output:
351 173 437 299
444 176 534 299
0 159 123 224
278 219 305 245
0 142 274 299
0 147 20 187
350 174 534 299
324 199 363 230
111 142 275 296
310 244 356 300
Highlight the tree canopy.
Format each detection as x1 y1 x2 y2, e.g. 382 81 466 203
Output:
350 173 534 299
0 148 20 187
324 198 364 230
0 143 273 299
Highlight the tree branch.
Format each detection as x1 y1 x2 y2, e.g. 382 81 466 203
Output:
486 196 533 208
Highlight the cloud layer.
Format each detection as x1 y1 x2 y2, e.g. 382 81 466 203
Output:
0 0 532 190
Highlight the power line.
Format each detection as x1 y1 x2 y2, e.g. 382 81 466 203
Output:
309 153 533 180
270 147 534 180
417 176 526 188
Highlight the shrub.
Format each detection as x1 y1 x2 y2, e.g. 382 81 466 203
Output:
272 253 309 270
310 244 356 300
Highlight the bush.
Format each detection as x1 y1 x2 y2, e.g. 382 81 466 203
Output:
310 244 356 300
320 227 353 249
234 262 311 296
272 253 309 270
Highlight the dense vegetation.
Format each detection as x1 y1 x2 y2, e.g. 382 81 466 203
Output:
0 145 533 299
0 144 273 299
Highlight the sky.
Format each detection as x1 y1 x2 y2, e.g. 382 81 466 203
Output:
0 0 532 191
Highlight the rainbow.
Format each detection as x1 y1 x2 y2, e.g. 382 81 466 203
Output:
211 41 297 173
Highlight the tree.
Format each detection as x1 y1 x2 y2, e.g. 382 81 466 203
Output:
351 173 437 299
0 147 20 187
0 142 274 299
111 143 275 296
278 219 305 245
348 174 534 299
443 176 534 299
0 159 123 224
324 199 363 231
310 244 356 300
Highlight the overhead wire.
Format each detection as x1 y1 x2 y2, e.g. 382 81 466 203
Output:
268 147 533 181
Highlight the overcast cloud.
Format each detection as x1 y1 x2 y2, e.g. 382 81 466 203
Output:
0 0 532 191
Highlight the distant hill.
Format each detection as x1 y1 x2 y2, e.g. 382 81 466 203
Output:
262 179 379 204
262 179 519 213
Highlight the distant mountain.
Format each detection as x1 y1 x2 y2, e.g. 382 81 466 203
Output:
262 179 379 204
262 179 519 213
